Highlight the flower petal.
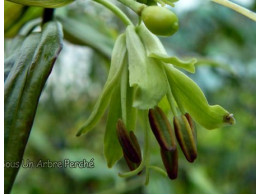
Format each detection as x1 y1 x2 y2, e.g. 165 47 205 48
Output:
165 65 235 129
104 83 123 168
137 23 167 56
120 63 137 130
137 23 196 73
149 52 197 73
76 34 127 136
126 25 168 109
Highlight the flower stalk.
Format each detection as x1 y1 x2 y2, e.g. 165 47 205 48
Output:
93 0 133 26
211 0 256 21
117 0 147 15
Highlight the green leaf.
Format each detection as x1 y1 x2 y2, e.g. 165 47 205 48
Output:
126 25 168 109
104 83 123 168
4 36 26 80
165 65 235 130
57 15 114 59
4 21 63 193
7 0 74 8
137 23 196 73
5 1 43 38
76 34 127 136
5 34 41 147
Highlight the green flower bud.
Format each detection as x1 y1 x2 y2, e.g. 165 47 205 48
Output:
141 6 179 36
174 113 197 162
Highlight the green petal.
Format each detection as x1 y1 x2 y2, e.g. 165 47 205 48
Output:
149 53 197 73
137 23 167 56
137 23 196 73
120 62 137 130
165 65 235 129
104 83 123 168
126 25 168 109
76 34 126 136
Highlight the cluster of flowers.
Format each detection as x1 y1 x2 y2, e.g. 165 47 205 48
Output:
76 23 235 180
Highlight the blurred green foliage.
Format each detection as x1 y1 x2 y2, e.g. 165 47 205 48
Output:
5 0 255 193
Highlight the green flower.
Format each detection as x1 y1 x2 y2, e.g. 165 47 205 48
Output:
76 23 235 180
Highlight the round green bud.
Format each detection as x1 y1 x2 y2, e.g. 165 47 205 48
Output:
141 6 179 36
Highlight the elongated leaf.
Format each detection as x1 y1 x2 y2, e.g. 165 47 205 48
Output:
57 15 114 59
165 65 235 129
76 34 126 136
126 25 168 109
5 36 26 80
104 83 123 168
5 1 43 38
4 1 24 32
7 0 74 8
5 34 41 147
4 21 63 193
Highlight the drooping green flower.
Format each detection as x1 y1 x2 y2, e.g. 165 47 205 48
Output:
76 22 235 180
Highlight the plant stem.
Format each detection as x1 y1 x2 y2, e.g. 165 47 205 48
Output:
117 0 147 15
147 165 167 177
42 8 55 26
211 0 256 21
93 0 133 26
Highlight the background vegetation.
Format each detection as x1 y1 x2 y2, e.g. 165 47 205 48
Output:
5 0 255 193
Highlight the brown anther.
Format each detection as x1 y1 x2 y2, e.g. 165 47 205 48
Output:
148 106 176 150
160 147 178 180
116 119 141 164
174 114 197 163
